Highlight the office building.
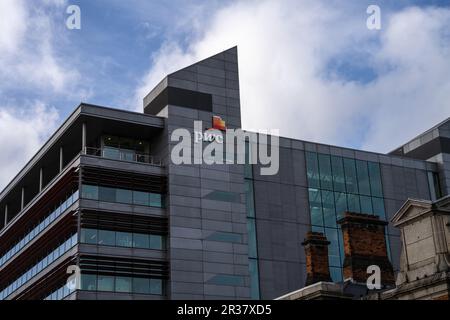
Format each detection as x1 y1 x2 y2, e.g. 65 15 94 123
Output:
0 47 448 300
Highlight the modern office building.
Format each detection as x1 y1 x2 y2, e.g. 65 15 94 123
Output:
0 47 448 300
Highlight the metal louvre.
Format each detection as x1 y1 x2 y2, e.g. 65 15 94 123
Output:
79 255 169 279
80 210 168 235
81 166 166 194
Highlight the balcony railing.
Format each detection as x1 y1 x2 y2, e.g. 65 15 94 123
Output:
83 147 162 166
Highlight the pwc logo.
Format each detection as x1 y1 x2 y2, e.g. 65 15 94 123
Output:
212 116 226 131
194 116 226 143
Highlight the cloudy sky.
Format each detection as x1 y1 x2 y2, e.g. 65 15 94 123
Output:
0 0 449 188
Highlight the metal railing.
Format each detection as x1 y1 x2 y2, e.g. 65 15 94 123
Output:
83 147 162 166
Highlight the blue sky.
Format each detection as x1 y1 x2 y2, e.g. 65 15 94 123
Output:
0 0 450 187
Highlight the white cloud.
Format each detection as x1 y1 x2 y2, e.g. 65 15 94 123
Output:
0 102 59 189
0 0 78 94
0 0 27 54
133 1 450 153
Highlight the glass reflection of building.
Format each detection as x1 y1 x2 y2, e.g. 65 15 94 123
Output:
305 152 388 281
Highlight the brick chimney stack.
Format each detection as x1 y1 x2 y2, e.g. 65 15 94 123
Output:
338 212 395 287
302 232 332 286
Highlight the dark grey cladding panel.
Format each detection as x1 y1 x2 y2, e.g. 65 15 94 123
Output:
391 136 450 160
144 86 213 115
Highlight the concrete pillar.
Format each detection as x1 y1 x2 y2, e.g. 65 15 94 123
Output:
82 122 87 153
59 147 64 172
4 205 8 226
39 167 43 192
21 187 25 211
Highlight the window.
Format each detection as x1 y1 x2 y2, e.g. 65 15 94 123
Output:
309 188 323 227
368 162 383 197
245 180 255 218
81 274 97 291
81 229 98 245
133 277 150 294
116 232 132 247
331 156 346 192
98 230 115 246
150 279 163 295
133 233 150 249
334 192 347 220
150 235 163 250
248 259 260 300
99 186 116 202
318 154 333 190
372 197 386 218
115 277 132 293
356 160 371 196
325 228 341 267
322 191 336 228
150 193 162 207
343 158 358 194
360 195 373 214
82 185 98 200
97 275 114 292
306 152 320 188
247 220 258 259
133 191 149 206
116 189 133 204
347 194 360 212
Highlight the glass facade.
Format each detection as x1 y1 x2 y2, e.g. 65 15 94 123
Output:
81 185 163 208
44 275 163 300
0 190 79 268
305 152 389 281
80 228 165 250
0 234 78 300
245 142 260 299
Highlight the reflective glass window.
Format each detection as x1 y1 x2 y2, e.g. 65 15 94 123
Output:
334 192 347 221
322 190 336 228
343 158 358 194
372 197 386 218
99 186 116 202
360 195 373 214
247 219 258 259
325 228 341 267
115 276 132 293
82 185 98 200
116 189 133 204
305 152 320 188
347 194 360 212
368 162 383 197
116 232 132 247
150 193 162 207
248 258 260 300
133 233 150 249
81 274 97 291
245 180 255 218
97 275 114 292
81 229 98 245
318 154 333 190
133 191 149 206
331 156 346 192
98 230 115 246
309 188 323 227
150 279 162 295
133 277 150 294
150 235 163 250
356 160 371 196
